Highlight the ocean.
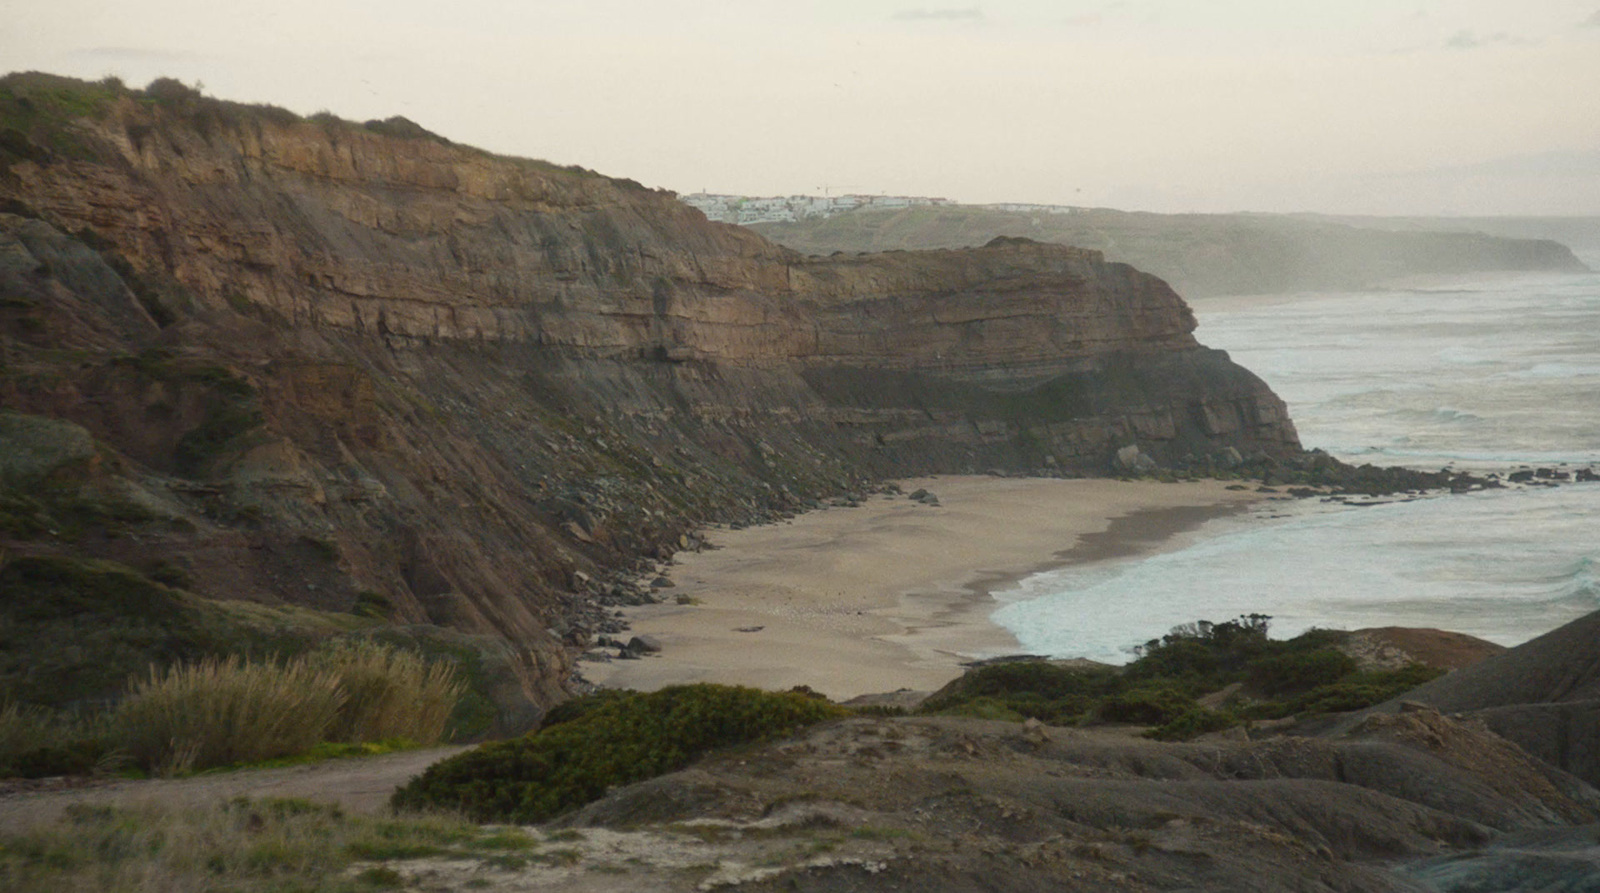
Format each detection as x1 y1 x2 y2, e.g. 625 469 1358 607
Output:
992 260 1600 663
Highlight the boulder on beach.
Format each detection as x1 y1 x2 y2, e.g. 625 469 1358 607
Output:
1114 443 1158 473
626 634 662 654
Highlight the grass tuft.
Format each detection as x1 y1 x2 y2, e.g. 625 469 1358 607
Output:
309 639 465 746
108 640 465 774
113 656 346 774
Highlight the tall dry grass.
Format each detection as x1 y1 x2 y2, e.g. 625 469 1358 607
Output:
113 656 345 774
310 638 464 745
109 640 464 774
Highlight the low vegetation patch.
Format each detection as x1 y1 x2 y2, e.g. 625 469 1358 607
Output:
0 702 112 778
1239 664 1446 720
0 797 519 893
919 615 1446 740
0 547 500 778
0 555 207 707
393 684 848 822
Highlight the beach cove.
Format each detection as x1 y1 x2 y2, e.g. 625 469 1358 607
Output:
582 476 1264 700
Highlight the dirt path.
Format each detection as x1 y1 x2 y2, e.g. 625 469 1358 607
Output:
0 746 467 834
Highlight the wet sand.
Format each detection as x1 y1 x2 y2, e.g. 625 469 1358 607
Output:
583 476 1264 700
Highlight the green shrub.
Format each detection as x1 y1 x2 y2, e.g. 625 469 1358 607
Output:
308 640 463 745
112 656 346 774
1098 686 1195 725
926 661 1119 704
890 618 1429 733
1291 664 1446 714
1127 639 1219 681
928 696 1027 722
1242 664 1448 720
1145 707 1238 741
143 77 203 106
1246 648 1358 696
537 688 636 729
393 684 847 822
1126 614 1277 686
918 661 1118 724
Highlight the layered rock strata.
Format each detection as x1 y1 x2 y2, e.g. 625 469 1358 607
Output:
0 75 1297 717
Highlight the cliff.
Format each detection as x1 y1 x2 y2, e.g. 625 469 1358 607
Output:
749 204 1592 298
0 74 1297 721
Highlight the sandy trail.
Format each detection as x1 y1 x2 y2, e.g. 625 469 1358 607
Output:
0 746 466 833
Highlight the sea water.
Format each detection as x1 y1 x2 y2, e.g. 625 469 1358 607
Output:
992 261 1600 663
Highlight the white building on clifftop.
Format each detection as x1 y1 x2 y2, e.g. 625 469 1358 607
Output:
680 193 1087 225
681 193 952 225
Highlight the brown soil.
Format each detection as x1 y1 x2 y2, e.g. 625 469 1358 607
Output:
1341 627 1507 671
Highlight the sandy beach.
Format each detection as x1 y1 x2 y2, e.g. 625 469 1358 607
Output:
582 476 1266 700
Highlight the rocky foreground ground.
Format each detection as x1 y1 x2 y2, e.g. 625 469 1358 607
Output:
365 705 1599 892
6 619 1597 892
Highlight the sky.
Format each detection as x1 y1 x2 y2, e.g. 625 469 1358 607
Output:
3 1 1599 215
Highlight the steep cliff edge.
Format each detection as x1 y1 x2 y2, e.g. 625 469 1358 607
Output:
0 74 1297 720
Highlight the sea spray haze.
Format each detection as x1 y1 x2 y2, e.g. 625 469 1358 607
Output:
995 266 1600 662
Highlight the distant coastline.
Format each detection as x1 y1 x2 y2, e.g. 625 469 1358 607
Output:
716 197 1593 297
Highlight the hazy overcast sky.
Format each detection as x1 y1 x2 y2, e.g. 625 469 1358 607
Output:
4 1 1599 214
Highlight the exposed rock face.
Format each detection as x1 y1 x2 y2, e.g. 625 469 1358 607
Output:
0 76 1297 717
1359 610 1600 791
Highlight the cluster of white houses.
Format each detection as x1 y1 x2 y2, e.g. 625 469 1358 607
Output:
681 193 952 225
680 193 1086 225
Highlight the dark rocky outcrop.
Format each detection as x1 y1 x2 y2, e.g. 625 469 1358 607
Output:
1346 610 1600 792
0 73 1293 719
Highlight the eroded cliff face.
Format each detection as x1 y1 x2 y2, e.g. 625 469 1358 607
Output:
0 76 1296 719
